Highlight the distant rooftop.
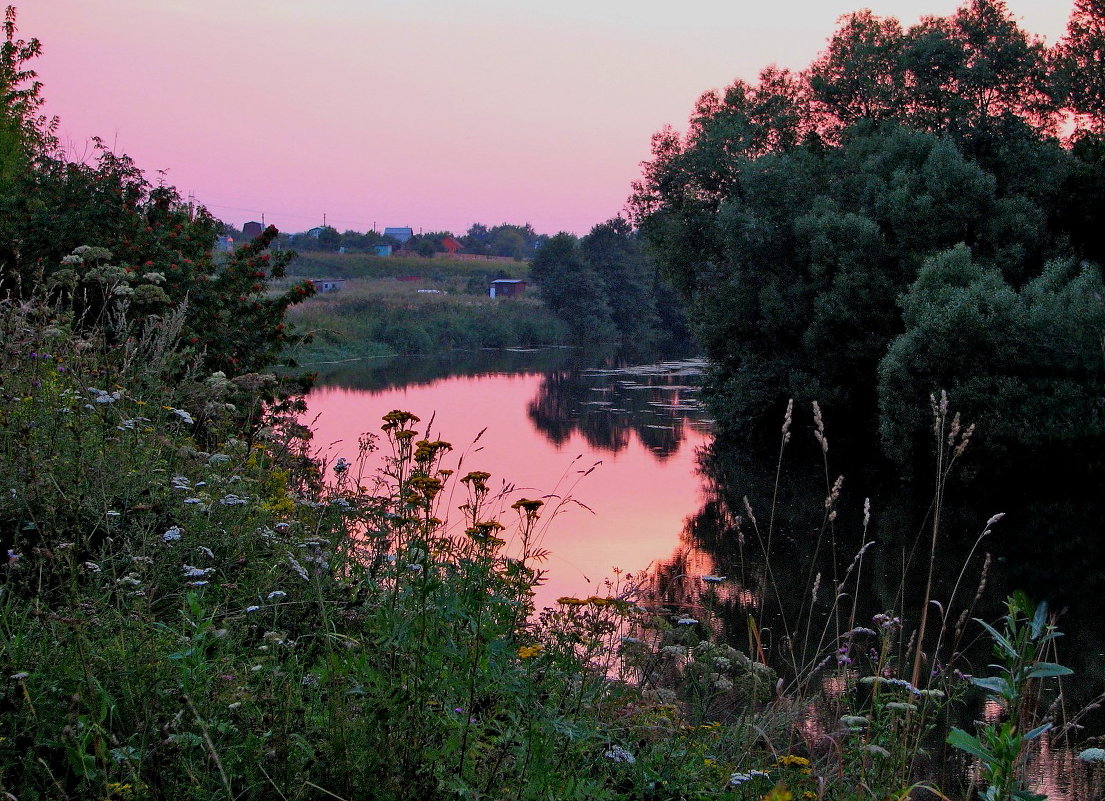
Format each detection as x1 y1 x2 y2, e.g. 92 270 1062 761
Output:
383 227 414 244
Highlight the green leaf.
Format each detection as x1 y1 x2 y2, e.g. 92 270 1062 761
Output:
975 617 1017 659
947 727 992 761
1026 662 1072 679
971 676 1011 696
1023 722 1052 741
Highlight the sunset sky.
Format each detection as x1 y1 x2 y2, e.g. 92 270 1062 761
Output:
22 1 1072 236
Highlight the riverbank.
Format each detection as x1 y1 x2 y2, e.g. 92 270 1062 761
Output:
284 276 569 364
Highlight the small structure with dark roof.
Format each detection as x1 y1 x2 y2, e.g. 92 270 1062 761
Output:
489 279 527 298
383 227 414 245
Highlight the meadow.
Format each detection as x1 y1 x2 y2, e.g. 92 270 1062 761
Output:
280 255 567 365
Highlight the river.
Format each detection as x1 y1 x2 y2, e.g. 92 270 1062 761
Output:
304 346 1105 800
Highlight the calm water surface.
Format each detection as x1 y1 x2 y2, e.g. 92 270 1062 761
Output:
304 347 1105 799
306 349 714 613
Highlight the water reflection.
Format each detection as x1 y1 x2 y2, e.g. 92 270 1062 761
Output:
527 359 713 459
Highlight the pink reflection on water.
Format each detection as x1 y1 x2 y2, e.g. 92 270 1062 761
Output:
305 371 708 613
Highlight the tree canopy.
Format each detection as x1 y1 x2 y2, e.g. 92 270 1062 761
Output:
631 0 1105 462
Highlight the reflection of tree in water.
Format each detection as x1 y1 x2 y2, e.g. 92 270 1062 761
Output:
527 359 712 460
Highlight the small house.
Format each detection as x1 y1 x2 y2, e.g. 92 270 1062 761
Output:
383 227 414 245
373 245 393 257
489 279 527 298
242 221 264 241
441 235 462 255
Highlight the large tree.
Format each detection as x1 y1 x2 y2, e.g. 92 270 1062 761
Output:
632 0 1105 461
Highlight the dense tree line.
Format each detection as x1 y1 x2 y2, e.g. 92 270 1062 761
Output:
630 0 1105 464
528 217 691 351
282 222 548 260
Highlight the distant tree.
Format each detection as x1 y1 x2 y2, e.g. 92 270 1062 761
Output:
579 218 659 345
316 225 341 251
490 227 527 260
529 233 617 342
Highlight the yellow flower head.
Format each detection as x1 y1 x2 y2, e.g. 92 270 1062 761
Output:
517 644 542 659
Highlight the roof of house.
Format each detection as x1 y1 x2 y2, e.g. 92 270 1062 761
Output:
491 279 526 284
383 227 414 243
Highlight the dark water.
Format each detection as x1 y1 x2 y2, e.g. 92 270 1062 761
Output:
306 347 1105 799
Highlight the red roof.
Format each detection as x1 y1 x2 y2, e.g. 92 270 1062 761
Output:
441 235 462 254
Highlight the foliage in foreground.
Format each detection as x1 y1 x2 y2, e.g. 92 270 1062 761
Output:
2 298 1092 801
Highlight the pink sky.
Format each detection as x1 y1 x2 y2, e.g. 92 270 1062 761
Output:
21 1 1071 236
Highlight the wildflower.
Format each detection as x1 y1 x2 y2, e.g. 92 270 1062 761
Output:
182 565 214 578
660 645 687 657
701 575 725 583
603 745 636 764
619 636 643 645
172 408 195 425
6 549 19 564
333 457 351 474
183 498 204 506
777 755 811 768
197 546 214 559
171 476 191 490
713 674 734 691
245 605 261 613
228 702 242 710
864 744 891 758
885 702 918 713
840 715 869 730
10 672 29 681
510 498 544 514
220 494 249 506
266 590 287 600
301 674 320 687
1079 748 1105 763
83 561 101 573
208 453 231 464
186 580 209 587
729 770 770 786
676 617 698 626
873 613 901 630
517 644 542 659
847 626 877 637
162 526 183 542
106 510 122 519
288 556 309 581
